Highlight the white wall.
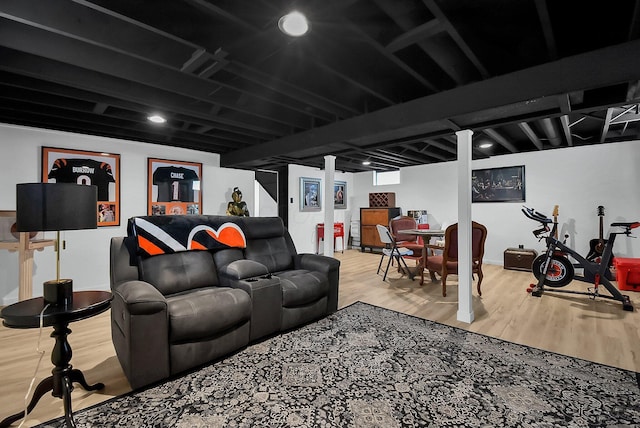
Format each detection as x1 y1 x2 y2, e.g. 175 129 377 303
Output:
4 122 639 303
0 123 254 304
287 164 354 254
211 169 256 216
255 181 278 217
352 140 640 264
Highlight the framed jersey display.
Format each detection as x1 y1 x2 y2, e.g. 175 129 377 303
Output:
42 147 120 227
148 158 202 215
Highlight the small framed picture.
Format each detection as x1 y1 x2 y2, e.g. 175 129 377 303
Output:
42 147 120 227
148 158 202 215
300 177 321 212
334 181 346 209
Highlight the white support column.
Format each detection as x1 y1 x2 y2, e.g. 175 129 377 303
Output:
456 129 474 324
323 155 336 256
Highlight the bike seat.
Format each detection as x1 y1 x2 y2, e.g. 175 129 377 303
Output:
611 222 640 229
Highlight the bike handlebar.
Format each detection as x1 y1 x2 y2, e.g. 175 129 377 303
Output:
521 206 552 224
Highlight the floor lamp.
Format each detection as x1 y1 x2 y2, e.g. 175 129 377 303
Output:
16 183 97 306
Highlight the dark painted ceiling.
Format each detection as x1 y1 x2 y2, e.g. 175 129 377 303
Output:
2 0 640 172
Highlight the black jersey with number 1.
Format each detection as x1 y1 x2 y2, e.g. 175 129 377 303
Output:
152 166 199 202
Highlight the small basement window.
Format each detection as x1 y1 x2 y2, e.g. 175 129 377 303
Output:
373 170 400 186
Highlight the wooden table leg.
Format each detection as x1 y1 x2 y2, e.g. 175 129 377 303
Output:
419 245 426 285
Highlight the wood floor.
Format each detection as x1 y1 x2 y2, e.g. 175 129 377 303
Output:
2 249 640 426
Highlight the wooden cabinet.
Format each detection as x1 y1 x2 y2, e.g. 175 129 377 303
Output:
360 207 401 252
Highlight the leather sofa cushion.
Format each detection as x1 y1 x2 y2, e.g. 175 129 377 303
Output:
276 269 329 307
239 216 285 239
167 287 251 343
140 250 218 295
245 236 294 272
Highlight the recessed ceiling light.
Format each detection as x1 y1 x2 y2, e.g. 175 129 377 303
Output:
147 114 166 124
362 161 371 166
479 142 493 149
278 11 309 37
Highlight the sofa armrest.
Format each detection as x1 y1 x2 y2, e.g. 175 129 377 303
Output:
218 259 269 287
294 253 341 313
295 253 339 272
110 280 170 389
112 280 167 315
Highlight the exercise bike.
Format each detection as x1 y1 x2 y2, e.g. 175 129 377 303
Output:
521 206 639 311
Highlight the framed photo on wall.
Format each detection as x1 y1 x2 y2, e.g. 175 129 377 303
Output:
42 146 120 227
300 177 321 212
334 180 347 209
472 165 525 203
148 158 202 215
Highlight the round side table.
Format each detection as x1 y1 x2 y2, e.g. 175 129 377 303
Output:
0 290 112 428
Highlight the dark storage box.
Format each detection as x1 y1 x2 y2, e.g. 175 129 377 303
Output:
504 247 538 271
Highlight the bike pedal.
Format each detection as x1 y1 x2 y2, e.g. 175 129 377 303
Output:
586 288 599 299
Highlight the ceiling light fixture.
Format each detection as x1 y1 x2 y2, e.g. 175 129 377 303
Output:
278 11 309 37
362 160 371 166
147 114 166 124
479 142 493 149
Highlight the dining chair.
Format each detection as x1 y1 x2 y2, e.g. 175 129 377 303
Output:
388 216 424 256
425 221 488 296
375 224 417 281
388 215 426 273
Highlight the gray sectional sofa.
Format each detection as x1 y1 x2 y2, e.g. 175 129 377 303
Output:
109 215 340 389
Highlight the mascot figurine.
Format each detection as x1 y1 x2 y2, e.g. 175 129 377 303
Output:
226 187 250 216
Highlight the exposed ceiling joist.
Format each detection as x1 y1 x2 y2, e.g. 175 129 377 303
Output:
517 122 544 150
422 0 489 78
534 0 557 60
559 115 573 147
386 19 442 52
223 38 640 167
1 1 639 173
483 128 517 153
601 108 614 143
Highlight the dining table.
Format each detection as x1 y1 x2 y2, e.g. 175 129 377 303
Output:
398 228 445 285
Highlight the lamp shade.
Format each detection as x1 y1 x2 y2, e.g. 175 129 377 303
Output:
16 183 98 232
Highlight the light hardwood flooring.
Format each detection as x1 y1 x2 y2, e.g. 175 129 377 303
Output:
2 249 640 426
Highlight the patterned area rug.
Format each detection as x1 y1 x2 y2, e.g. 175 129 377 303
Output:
40 302 640 427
